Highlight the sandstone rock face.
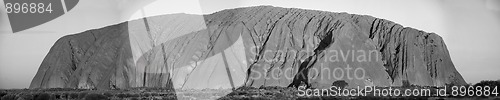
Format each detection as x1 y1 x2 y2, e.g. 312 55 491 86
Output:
29 23 136 89
30 6 466 90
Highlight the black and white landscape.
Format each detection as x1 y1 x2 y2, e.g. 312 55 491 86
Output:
1 0 499 100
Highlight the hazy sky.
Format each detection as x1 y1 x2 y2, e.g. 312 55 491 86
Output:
0 0 499 89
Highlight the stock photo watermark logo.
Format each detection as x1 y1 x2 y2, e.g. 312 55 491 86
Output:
3 0 79 33
246 44 381 81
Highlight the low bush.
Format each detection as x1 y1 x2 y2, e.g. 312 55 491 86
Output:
17 94 33 100
78 92 88 99
0 92 7 99
474 80 500 87
34 93 51 100
69 92 79 99
103 92 113 97
83 93 109 100
116 93 126 98
1 94 17 100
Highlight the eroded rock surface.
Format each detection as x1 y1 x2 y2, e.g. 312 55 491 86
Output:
30 6 466 90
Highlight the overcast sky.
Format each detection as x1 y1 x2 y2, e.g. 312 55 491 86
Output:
0 0 499 89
